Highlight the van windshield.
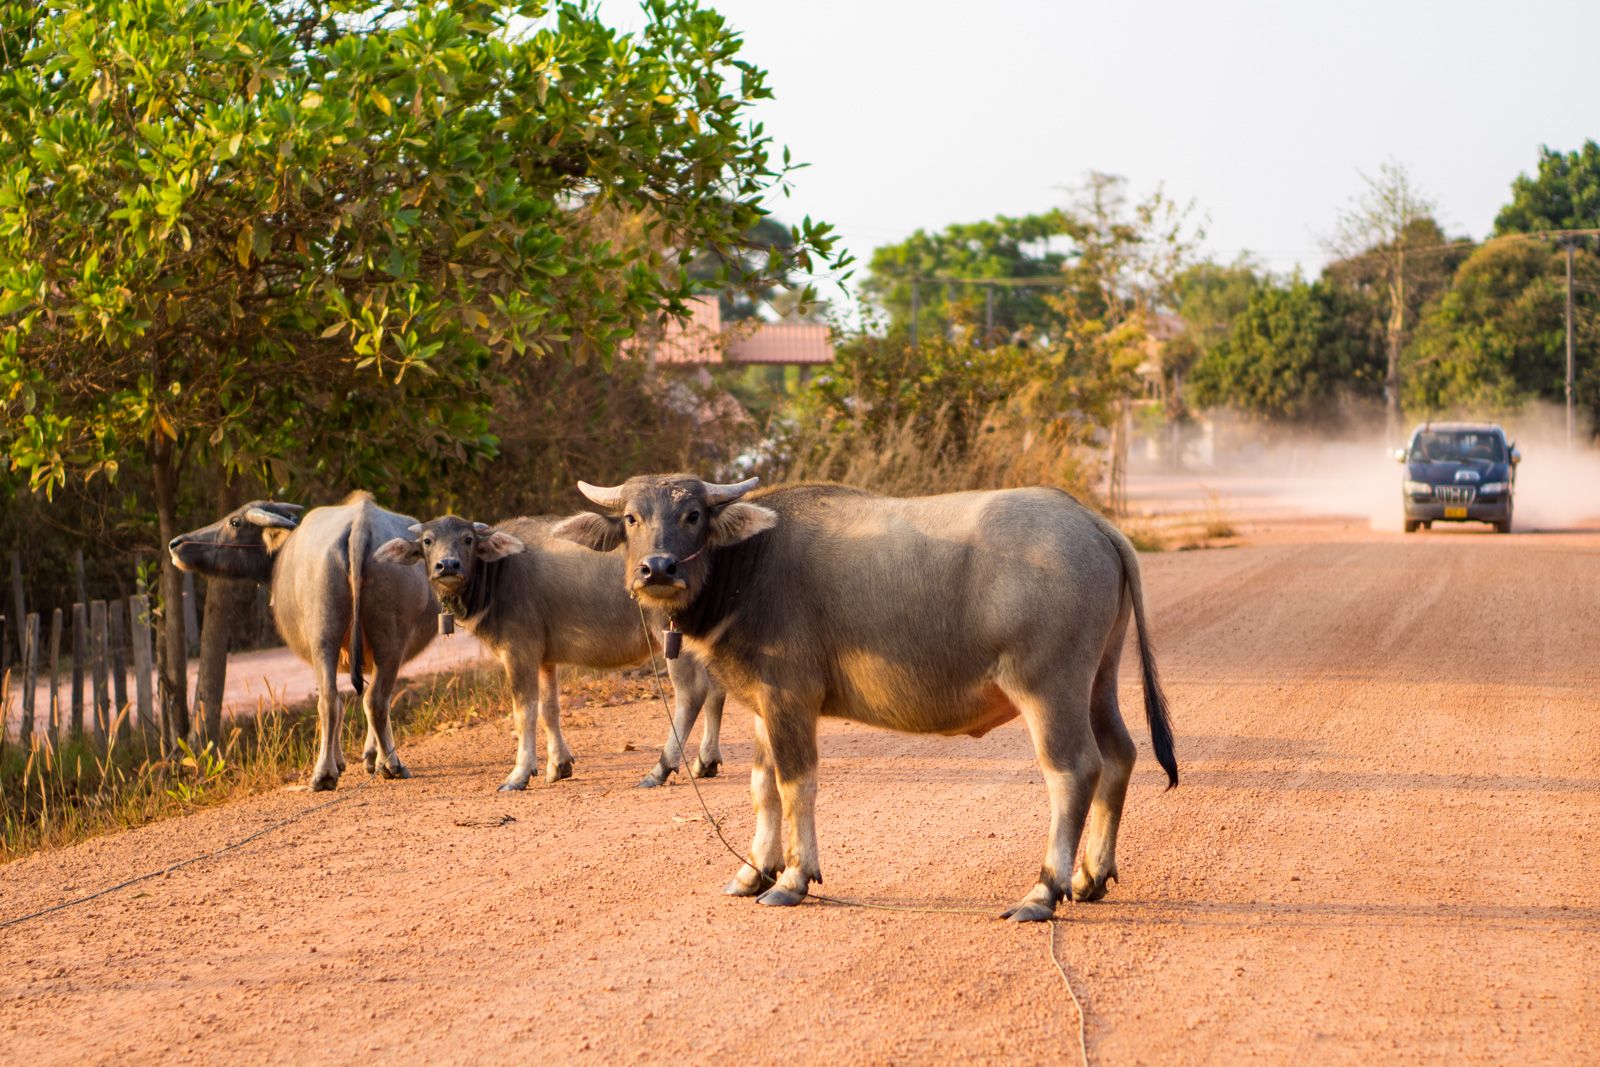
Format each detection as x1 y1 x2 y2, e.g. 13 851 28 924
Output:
1410 431 1505 464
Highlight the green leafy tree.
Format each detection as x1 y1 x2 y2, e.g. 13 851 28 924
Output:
1495 141 1600 234
1403 238 1599 419
1162 257 1263 416
0 0 839 743
1190 278 1380 422
861 211 1074 340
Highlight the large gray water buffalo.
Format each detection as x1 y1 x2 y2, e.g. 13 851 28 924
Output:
552 475 1178 922
374 515 727 790
168 492 437 790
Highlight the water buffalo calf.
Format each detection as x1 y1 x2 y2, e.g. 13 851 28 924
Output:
375 515 727 790
169 492 437 790
553 476 1178 922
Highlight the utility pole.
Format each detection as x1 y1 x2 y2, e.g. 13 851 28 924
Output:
909 278 920 351
1562 235 1577 448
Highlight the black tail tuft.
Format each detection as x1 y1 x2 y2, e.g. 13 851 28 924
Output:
1140 641 1178 789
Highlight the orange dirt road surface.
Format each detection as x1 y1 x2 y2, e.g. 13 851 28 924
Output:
2 517 1598 1064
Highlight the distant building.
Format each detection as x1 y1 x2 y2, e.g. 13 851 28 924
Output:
629 295 834 367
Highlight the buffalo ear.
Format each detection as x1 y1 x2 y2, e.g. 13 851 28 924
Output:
551 512 625 552
708 502 777 547
374 537 424 566
475 530 525 561
261 526 294 554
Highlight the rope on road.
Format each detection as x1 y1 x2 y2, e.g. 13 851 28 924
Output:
0 774 371 932
636 603 1091 1067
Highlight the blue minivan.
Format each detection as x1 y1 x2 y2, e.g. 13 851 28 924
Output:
1394 422 1520 534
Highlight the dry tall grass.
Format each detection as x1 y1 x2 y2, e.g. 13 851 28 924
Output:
779 403 1100 500
0 667 508 862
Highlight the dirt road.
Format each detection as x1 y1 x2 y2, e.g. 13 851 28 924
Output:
2 516 1597 1064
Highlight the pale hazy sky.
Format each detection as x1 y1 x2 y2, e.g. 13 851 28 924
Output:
595 0 1600 303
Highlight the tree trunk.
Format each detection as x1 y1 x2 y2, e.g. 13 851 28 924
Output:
149 436 190 749
193 475 242 746
193 576 236 747
1385 249 1406 444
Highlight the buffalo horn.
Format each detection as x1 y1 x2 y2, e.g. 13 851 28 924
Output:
576 481 625 510
702 477 760 505
244 507 299 530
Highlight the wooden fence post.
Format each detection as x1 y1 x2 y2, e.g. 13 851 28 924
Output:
109 601 129 741
0 612 8 724
47 606 62 741
8 550 23 658
19 612 39 744
91 600 109 742
70 601 87 735
130 595 154 733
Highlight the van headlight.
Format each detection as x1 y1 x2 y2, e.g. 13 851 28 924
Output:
1404 480 1433 496
1479 481 1508 494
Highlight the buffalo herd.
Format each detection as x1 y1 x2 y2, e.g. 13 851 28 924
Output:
170 475 1176 920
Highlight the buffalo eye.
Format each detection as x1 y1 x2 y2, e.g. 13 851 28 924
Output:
229 518 241 529
624 514 638 527
685 510 701 525
463 534 474 546
422 536 433 548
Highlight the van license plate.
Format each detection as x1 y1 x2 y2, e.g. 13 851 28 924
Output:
1444 506 1467 519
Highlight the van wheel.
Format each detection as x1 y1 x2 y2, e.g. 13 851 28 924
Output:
1494 515 1512 534
1403 520 1420 533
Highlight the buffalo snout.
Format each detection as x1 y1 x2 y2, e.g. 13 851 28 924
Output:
637 554 683 585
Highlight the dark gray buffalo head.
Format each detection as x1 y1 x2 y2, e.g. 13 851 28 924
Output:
168 501 305 582
374 516 525 600
551 474 776 611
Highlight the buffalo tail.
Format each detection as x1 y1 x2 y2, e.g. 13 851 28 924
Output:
1107 526 1178 788
347 515 368 697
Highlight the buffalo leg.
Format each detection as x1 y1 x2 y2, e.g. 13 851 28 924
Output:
539 663 574 783
364 656 410 780
725 713 784 896
309 647 343 791
692 683 727 779
1074 622 1136 903
499 653 542 791
756 698 823 908
639 654 709 788
1002 678 1101 922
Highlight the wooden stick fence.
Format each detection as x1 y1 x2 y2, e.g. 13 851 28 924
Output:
2 583 162 752
0 553 273 752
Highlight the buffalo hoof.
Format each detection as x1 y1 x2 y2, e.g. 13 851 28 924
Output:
690 757 721 779
1070 865 1117 903
310 772 339 792
1000 901 1057 923
756 886 807 908
546 760 574 784
336 754 348 773
637 761 672 789
378 760 411 781
723 865 777 897
498 777 530 793
362 751 377 775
